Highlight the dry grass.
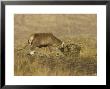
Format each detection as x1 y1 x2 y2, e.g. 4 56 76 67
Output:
14 14 97 76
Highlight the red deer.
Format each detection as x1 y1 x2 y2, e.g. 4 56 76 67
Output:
28 33 64 55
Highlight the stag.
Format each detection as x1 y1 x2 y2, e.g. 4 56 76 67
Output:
28 33 64 55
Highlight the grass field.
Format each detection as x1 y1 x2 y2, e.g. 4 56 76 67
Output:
14 14 97 76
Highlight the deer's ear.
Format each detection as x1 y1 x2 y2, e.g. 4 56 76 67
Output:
61 42 64 48
28 39 32 46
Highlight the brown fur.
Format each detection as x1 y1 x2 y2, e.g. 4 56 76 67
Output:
28 33 63 51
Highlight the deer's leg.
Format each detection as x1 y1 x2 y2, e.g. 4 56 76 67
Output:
29 45 36 55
